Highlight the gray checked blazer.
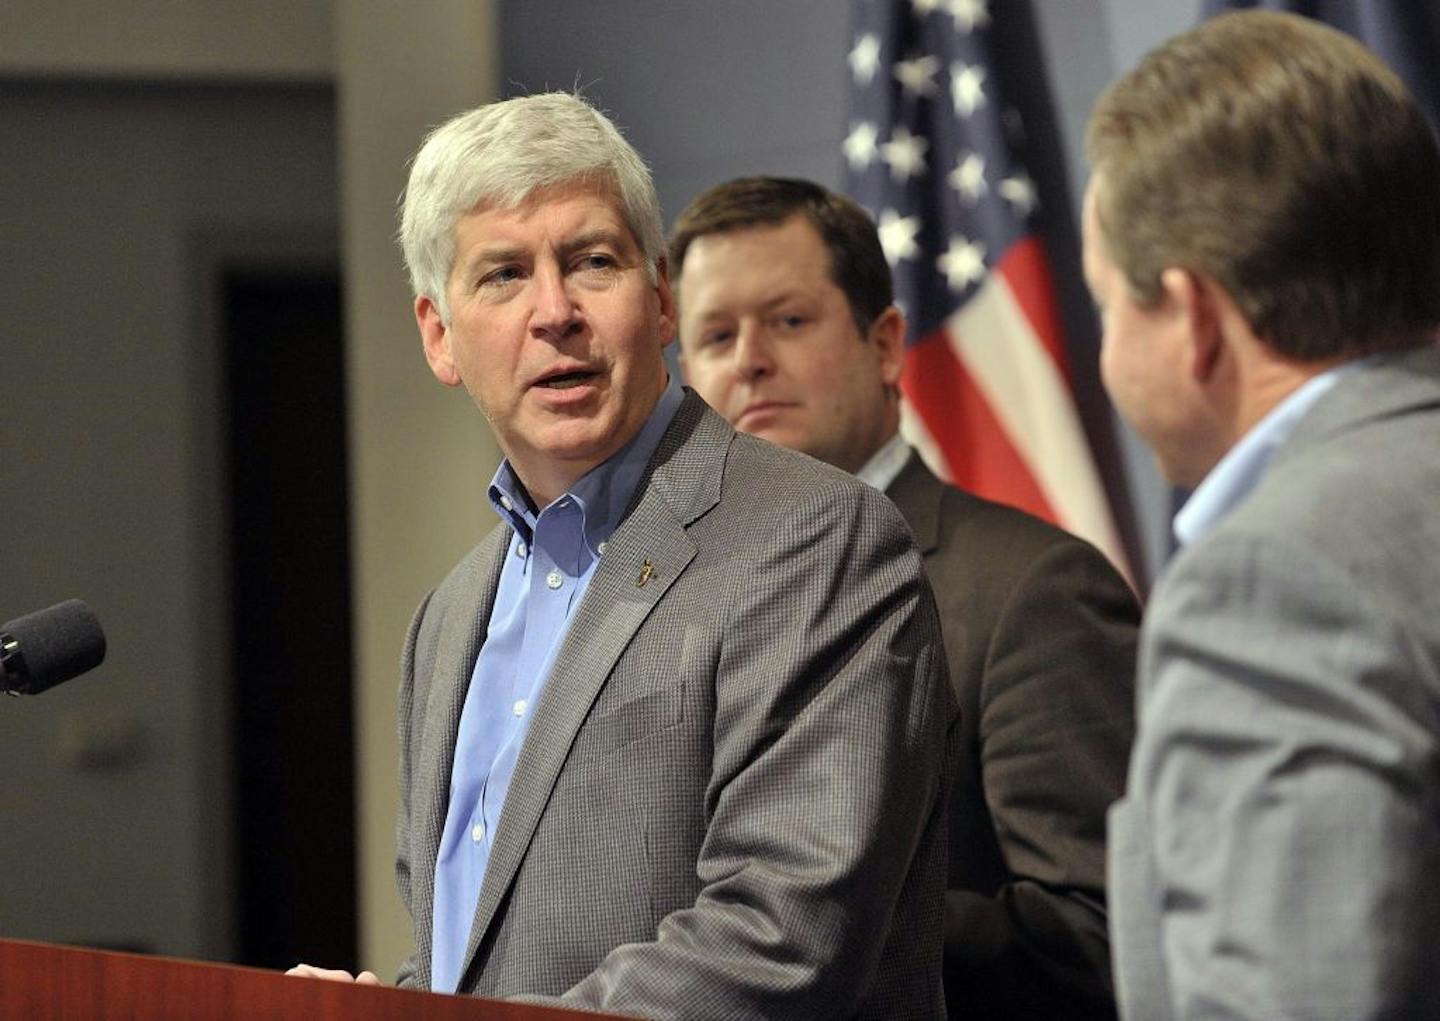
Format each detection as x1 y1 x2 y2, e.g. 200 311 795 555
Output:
393 391 956 1019
1109 343 1440 1021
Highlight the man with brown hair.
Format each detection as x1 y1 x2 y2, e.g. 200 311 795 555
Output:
673 176 1140 1020
1086 11 1440 1019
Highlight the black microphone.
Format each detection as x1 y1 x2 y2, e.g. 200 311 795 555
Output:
0 599 107 696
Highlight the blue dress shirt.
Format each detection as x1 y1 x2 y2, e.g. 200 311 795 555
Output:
430 375 685 993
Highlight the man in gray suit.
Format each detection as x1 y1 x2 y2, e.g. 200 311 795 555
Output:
671 177 1139 1020
1084 11 1440 1019
295 93 955 1017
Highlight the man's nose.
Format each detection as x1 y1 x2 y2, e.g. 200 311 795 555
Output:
734 323 774 381
530 265 582 340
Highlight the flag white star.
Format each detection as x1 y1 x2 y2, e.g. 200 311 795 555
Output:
843 121 880 170
894 54 941 98
880 126 929 182
946 0 991 32
951 61 987 117
938 236 987 290
877 209 922 266
948 151 987 201
1000 172 1038 217
849 33 882 86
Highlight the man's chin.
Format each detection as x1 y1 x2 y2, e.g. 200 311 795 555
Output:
735 422 818 458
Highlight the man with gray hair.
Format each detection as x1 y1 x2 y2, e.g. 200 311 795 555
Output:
296 92 954 1017
1085 11 1440 1019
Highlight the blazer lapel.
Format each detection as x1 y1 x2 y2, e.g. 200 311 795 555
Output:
411 529 508 988
885 451 944 556
457 393 728 984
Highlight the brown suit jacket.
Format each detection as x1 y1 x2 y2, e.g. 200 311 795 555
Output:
887 454 1139 1021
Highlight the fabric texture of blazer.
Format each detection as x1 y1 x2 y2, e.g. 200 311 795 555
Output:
885 453 1139 1021
1109 343 1440 1020
394 391 956 1019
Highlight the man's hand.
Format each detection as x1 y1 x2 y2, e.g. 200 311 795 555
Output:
285 964 383 985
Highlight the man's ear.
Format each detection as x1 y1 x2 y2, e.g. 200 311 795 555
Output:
1159 267 1223 383
654 257 678 350
416 294 461 387
868 304 908 385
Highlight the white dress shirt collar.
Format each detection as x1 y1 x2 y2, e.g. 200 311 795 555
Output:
855 432 912 492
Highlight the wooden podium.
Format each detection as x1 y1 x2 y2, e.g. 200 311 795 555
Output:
0 939 630 1020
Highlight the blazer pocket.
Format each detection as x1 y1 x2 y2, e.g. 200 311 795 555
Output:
572 683 686 761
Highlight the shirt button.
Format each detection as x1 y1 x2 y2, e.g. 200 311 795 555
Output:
512 699 527 717
546 569 563 589
499 494 513 511
597 541 608 555
515 541 527 558
471 823 485 843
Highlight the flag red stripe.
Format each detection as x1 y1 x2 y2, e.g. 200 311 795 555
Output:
995 236 1073 380
902 327 1059 523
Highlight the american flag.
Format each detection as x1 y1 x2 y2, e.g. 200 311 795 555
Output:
844 0 1130 575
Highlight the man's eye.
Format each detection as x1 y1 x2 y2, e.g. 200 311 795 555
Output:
775 314 808 331
575 253 615 272
703 330 733 347
481 266 523 287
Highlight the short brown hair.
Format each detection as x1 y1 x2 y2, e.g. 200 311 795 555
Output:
669 177 893 335
1086 10 1440 361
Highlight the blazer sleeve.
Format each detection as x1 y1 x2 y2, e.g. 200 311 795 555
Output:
945 536 1138 1020
1126 532 1440 1020
555 479 956 1018
392 589 434 991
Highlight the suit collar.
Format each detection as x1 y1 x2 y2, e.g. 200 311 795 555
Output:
456 390 730 985
1177 344 1440 548
1176 359 1361 547
1280 343 1440 461
884 451 944 555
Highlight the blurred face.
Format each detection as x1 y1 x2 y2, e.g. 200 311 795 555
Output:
416 181 674 506
677 215 903 474
1082 180 1208 487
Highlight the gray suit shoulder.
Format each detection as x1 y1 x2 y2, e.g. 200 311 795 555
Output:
1168 349 1440 620
724 430 920 544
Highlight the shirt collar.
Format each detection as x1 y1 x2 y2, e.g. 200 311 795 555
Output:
1173 359 1365 547
487 373 685 554
855 432 911 492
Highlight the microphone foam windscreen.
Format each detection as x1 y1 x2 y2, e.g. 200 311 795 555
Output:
3 599 107 691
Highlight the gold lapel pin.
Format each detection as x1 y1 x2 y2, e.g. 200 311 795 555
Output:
637 559 654 587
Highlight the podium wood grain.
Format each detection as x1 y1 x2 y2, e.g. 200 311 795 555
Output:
0 939 630 1020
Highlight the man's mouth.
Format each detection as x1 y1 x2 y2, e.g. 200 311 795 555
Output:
535 369 599 389
736 400 795 429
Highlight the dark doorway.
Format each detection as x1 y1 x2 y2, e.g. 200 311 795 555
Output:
222 266 356 969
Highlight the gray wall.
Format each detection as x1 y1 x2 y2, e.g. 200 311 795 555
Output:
502 1 851 226
0 80 338 958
